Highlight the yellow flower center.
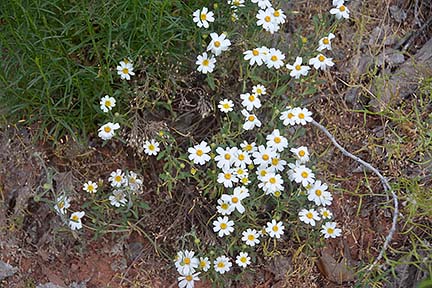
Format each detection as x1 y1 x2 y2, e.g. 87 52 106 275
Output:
115 175 122 182
221 203 229 210
318 55 325 62
241 177 249 184
105 100 111 107
306 212 313 219
272 225 279 232
264 15 271 22
71 215 79 221
298 113 305 119
220 223 227 229
274 191 281 197
87 185 94 192
58 201 64 209
315 189 322 196
299 150 305 157
271 158 279 166
271 55 278 61
323 38 330 45
274 10 280 17
196 149 204 156
202 59 209 66
274 136 281 143
122 68 129 74
262 154 269 161
104 126 112 133
301 171 308 178
327 227 335 234
224 154 231 160
200 13 207 20
323 211 329 217
260 170 267 177
339 5 346 12
248 115 255 122
236 169 244 175
269 177 276 184
184 257 191 265
245 144 252 151
217 262 225 268
248 234 255 241
233 0 240 5
295 64 302 71
214 40 221 48
240 256 247 263
287 112 294 119
248 94 255 101
232 197 238 204
222 103 230 109
238 154 245 161
186 275 193 281
256 88 262 94
224 173 231 180
149 144 155 151
200 260 207 268
252 49 259 56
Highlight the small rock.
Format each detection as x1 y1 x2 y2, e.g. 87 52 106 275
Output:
0 261 18 281
390 5 407 23
376 49 405 67
369 26 398 46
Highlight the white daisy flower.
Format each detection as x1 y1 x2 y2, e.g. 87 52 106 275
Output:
240 93 261 111
270 7 286 25
233 149 252 168
217 198 235 215
192 7 215 28
188 141 211 165
256 8 279 33
299 208 321 226
320 207 333 219
286 57 311 79
196 52 216 74
256 165 271 181
199 257 210 272
266 129 288 152
218 99 234 113
207 32 231 56
241 109 261 130
217 168 238 188
252 84 266 96
109 169 126 188
214 256 232 274
69 211 85 230
116 59 135 80
293 107 313 125
83 181 98 193
307 180 333 206
234 167 248 179
99 95 116 113
178 272 200 288
241 228 260 246
213 216 234 237
262 172 284 194
290 146 310 163
251 0 272 9
243 48 266 66
54 195 70 215
109 190 127 207
280 106 298 126
265 48 285 69
127 171 143 191
176 250 199 275
309 54 334 70
265 219 285 238
236 252 251 268
143 139 160 156
268 155 287 172
221 187 250 214
215 146 236 170
228 0 245 9
240 141 257 153
321 222 342 238
330 0 350 20
290 164 315 187
98 122 120 140
317 33 336 51
252 145 277 167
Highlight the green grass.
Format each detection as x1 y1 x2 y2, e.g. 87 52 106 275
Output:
0 0 199 142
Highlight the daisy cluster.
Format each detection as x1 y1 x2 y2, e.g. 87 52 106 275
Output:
53 169 144 231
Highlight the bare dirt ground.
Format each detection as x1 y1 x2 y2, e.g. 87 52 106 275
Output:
1 0 431 287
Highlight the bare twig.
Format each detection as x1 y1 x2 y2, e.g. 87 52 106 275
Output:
311 119 398 270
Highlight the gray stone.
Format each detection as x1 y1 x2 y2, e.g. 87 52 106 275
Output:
0 260 18 281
